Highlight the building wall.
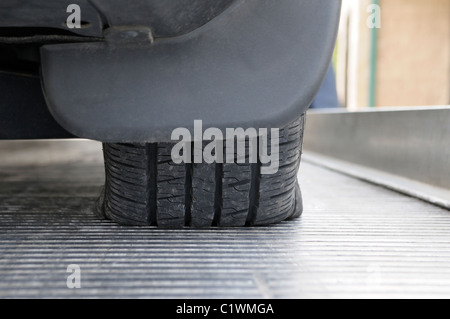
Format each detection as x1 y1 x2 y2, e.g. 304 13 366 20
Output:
335 0 450 108
376 0 450 106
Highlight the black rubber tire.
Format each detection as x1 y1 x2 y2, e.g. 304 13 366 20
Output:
96 114 306 227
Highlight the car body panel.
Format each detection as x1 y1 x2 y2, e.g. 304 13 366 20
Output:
40 0 341 142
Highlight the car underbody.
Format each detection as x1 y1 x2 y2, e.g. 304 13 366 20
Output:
0 1 341 227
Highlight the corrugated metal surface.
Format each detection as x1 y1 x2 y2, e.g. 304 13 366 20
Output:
0 140 450 298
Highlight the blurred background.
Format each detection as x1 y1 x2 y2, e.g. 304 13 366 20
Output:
315 0 450 110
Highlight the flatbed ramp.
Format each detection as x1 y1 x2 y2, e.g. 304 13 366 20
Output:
0 140 449 298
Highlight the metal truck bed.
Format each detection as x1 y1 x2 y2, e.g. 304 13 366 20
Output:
1 140 449 298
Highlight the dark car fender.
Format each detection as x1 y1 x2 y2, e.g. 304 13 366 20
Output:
40 0 342 143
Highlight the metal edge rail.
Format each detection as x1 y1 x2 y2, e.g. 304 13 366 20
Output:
303 107 450 209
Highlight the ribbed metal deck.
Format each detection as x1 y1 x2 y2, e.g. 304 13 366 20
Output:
1 140 450 298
